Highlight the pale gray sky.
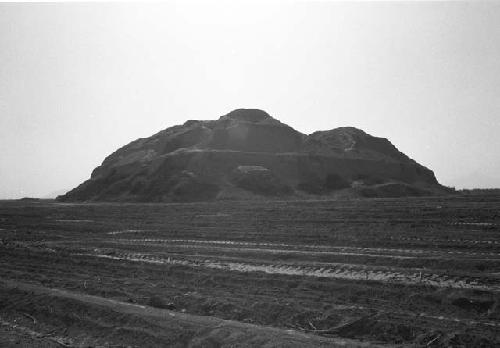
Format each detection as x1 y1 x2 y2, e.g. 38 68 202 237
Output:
1 1 500 198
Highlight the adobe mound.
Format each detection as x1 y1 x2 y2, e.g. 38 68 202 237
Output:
59 108 446 202
230 166 292 196
356 182 431 198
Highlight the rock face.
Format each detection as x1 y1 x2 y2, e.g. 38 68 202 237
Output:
59 109 445 202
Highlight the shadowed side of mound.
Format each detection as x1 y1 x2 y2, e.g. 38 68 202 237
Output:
0 279 379 347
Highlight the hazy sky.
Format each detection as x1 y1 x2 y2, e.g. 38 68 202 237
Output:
1 1 500 198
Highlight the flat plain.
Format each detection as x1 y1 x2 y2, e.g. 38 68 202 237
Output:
0 195 499 347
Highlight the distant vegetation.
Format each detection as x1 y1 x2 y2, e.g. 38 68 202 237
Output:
459 188 500 195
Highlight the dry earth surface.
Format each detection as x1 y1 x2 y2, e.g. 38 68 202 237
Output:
0 195 499 347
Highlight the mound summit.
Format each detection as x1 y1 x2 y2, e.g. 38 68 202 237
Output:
59 109 446 202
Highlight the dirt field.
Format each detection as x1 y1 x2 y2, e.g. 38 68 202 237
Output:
0 195 499 347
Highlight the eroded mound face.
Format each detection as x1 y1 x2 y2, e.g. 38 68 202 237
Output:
209 109 304 153
59 108 444 202
230 166 292 196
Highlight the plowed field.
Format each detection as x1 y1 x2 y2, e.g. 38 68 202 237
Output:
0 195 499 346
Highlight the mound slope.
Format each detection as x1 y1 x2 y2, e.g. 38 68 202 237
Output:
59 109 445 202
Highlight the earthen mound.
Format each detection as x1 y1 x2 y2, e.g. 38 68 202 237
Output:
59 108 446 202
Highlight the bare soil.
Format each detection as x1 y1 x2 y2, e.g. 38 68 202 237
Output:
0 195 499 346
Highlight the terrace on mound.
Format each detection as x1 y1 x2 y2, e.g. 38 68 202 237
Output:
59 108 447 202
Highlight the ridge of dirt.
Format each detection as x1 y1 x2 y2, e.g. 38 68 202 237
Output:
0 279 383 348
